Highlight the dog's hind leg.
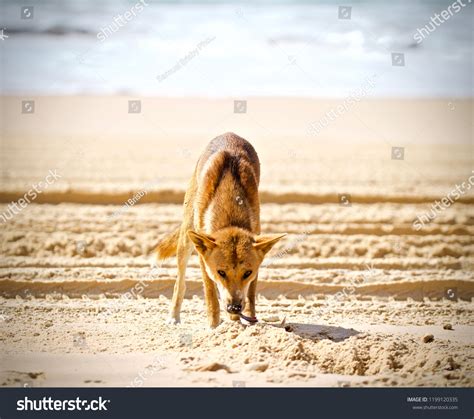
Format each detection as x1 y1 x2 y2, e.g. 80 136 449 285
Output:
168 231 193 324
168 178 196 325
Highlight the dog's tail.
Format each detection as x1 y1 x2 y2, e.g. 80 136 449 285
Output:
155 226 180 259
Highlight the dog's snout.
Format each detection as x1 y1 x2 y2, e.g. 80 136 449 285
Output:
226 303 242 314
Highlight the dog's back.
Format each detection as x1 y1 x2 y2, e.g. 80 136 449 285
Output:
196 132 260 185
156 133 261 259
193 132 261 233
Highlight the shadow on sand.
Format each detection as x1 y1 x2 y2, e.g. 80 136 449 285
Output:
281 323 360 342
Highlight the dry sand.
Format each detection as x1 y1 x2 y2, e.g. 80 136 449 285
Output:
0 96 473 387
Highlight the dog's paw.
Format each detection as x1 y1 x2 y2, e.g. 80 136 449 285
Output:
208 318 221 329
166 316 181 325
228 314 240 321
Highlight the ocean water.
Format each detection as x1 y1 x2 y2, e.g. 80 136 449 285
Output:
0 0 472 97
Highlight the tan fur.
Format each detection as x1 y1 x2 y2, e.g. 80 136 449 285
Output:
155 226 180 259
156 132 285 328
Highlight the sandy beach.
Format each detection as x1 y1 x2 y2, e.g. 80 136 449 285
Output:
0 96 473 387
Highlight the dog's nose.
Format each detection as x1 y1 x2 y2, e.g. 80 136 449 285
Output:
226 303 242 314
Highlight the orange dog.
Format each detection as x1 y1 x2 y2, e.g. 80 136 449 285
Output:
156 133 285 328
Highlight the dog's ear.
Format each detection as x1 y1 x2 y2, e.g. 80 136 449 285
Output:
187 230 216 254
253 233 286 256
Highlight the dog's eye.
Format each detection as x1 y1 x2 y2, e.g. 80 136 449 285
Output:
217 270 226 278
243 270 252 279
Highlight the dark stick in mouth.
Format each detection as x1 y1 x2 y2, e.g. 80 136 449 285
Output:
239 313 258 324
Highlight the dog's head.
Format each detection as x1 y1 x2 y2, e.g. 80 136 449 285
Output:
188 227 285 314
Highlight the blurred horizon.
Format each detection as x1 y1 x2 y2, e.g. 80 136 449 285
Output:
0 0 473 97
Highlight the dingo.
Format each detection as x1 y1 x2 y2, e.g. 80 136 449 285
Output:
156 132 285 328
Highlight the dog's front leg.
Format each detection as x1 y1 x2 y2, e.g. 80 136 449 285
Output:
199 256 220 328
243 275 258 319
